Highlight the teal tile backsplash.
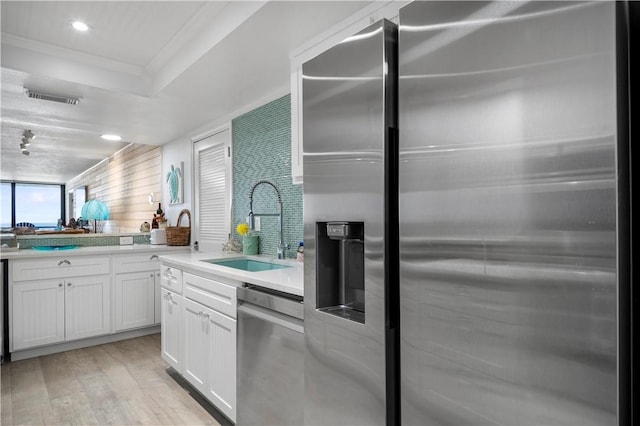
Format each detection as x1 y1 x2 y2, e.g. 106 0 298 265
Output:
232 94 303 258
17 234 150 249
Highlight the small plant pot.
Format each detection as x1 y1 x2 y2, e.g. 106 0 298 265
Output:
242 235 259 255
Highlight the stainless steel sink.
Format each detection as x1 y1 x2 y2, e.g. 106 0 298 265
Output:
201 258 291 272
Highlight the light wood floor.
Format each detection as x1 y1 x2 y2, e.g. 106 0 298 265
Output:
0 334 221 425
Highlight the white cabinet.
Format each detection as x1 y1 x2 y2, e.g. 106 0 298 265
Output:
114 271 156 331
64 275 111 341
11 256 110 281
182 272 237 422
11 266 111 351
183 296 236 419
113 253 164 331
161 267 238 423
161 287 183 374
204 304 236 418
160 262 184 374
183 297 210 392
11 280 65 350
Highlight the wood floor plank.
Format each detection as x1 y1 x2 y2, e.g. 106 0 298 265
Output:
1 334 220 426
1 363 14 425
49 392 100 425
39 351 84 400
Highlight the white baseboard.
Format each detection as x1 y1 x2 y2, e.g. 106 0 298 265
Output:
9 325 161 361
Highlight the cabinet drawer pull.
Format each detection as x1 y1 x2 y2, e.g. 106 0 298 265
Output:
150 255 159 261
58 260 71 266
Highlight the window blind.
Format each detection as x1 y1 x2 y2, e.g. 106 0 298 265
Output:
194 129 231 251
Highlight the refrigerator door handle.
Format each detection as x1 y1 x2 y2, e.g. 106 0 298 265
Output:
384 125 400 331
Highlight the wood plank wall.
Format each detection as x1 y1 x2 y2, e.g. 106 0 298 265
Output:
66 144 162 233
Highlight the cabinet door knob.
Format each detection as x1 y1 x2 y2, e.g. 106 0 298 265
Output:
58 259 71 266
58 283 63 287
150 273 154 278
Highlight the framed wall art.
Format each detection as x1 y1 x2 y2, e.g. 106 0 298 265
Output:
167 161 183 205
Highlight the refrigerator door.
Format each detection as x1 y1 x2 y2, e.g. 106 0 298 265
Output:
303 20 397 425
399 1 618 425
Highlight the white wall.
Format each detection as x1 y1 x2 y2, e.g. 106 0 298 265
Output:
161 137 192 227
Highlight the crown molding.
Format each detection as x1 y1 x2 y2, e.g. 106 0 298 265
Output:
1 32 143 77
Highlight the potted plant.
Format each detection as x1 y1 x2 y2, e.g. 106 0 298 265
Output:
236 222 258 255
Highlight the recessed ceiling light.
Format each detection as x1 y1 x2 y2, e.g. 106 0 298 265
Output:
101 134 122 141
72 21 89 32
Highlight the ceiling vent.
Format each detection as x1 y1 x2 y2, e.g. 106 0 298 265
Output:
25 89 80 105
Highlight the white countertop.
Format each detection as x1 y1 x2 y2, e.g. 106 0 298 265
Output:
1 245 304 297
0 244 189 260
159 251 304 297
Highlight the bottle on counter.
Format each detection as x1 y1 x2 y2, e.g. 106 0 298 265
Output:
296 241 304 262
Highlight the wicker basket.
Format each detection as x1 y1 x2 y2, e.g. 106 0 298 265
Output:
166 209 191 246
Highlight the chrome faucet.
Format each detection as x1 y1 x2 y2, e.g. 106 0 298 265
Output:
248 180 289 259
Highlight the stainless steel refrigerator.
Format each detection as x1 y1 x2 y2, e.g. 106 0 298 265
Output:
303 1 630 425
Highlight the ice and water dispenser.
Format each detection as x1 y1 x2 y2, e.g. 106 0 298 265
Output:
316 222 365 324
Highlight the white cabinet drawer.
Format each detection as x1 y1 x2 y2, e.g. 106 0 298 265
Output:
12 256 111 282
183 272 236 319
160 264 183 294
113 253 162 273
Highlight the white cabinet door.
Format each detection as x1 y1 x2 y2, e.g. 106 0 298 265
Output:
65 275 111 341
206 308 237 423
11 280 65 351
160 288 183 373
183 297 209 396
114 271 155 331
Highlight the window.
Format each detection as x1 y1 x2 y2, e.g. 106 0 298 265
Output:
1 182 11 228
0 182 65 229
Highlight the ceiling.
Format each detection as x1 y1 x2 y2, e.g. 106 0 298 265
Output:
1 1 371 183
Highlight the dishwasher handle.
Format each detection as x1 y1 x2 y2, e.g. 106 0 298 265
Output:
237 284 303 320
238 302 303 334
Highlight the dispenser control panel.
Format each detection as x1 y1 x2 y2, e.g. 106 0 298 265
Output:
326 222 362 240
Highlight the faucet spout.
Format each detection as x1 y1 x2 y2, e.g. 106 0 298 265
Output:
248 180 289 258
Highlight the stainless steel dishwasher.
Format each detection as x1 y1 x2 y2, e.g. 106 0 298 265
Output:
237 283 304 426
